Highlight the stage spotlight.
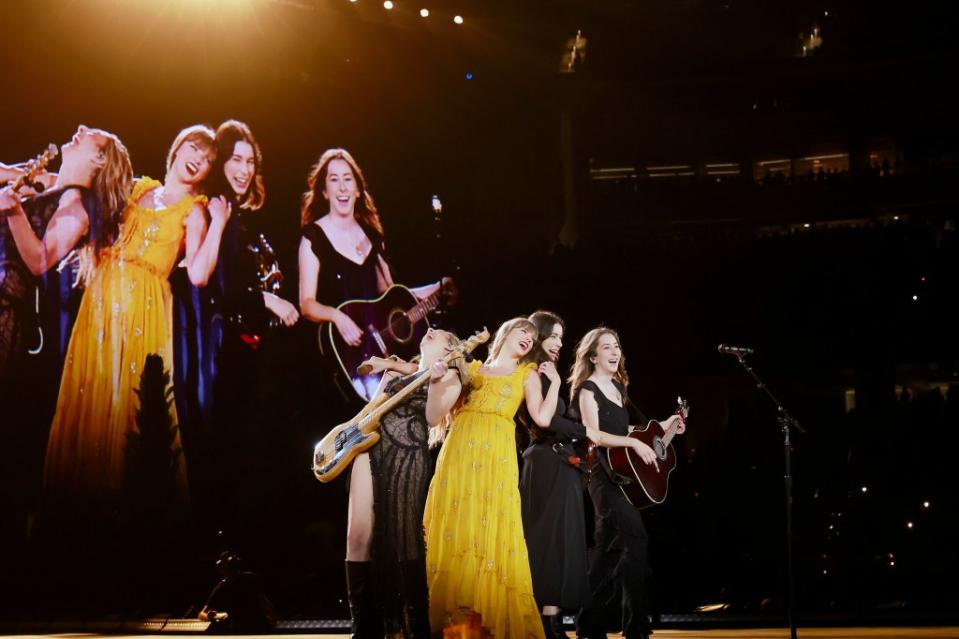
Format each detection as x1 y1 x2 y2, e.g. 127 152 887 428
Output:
384 0 393 8
907 521 914 529
923 500 930 509
420 8 429 17
453 14 464 24
465 72 473 80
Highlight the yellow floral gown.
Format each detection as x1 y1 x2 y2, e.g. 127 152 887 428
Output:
424 360 545 639
43 177 204 501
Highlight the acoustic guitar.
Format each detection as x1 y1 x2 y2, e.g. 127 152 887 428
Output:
605 396 689 509
318 282 454 401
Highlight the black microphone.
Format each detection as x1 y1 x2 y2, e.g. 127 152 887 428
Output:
718 344 754 356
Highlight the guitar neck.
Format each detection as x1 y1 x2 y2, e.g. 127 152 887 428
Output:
406 289 441 324
361 369 432 429
359 327 488 431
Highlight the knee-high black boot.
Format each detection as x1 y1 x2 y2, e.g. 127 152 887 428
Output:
346 560 383 639
403 559 431 639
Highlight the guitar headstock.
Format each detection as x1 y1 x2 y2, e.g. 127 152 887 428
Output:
12 144 59 193
676 396 690 420
445 327 490 364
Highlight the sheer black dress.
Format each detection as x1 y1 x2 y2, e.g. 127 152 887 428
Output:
0 186 93 544
369 373 434 637
574 379 654 639
519 373 591 611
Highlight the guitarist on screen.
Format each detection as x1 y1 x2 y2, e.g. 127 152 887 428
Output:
569 327 685 639
297 147 454 403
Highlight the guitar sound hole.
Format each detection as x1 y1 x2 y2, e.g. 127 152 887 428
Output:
388 309 414 343
653 437 667 460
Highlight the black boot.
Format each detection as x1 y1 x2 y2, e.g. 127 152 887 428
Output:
403 559 431 639
550 613 567 638
541 614 562 639
346 560 383 639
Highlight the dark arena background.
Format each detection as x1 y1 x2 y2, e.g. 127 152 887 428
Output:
2 0 959 637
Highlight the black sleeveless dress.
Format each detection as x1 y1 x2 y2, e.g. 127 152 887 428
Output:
301 221 386 409
574 379 653 639
519 373 591 610
369 373 434 636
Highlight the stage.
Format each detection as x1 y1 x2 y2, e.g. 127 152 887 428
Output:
11 629 959 639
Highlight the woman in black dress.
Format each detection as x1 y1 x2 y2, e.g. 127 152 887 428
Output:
338 327 468 638
570 327 683 639
171 120 300 532
519 310 589 636
520 314 652 637
298 148 449 638
297 147 444 403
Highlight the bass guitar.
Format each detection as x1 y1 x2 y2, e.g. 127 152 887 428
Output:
605 397 689 509
312 327 489 483
318 281 454 401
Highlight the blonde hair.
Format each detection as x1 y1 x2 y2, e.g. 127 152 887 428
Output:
76 130 134 286
486 317 537 365
165 124 216 174
427 330 473 449
568 327 629 402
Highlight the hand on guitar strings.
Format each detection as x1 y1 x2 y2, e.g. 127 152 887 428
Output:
630 438 660 472
333 309 363 346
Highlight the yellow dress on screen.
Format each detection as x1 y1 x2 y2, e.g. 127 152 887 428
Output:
424 359 545 639
42 177 204 502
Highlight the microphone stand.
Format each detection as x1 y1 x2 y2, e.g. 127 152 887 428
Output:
730 352 805 639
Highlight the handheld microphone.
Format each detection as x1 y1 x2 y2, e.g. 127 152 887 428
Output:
718 344 754 356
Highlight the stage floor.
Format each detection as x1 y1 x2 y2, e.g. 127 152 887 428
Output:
15 630 959 639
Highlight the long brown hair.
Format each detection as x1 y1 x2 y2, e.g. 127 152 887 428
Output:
568 327 630 402
76 130 134 286
300 148 384 246
209 119 265 210
486 317 537 365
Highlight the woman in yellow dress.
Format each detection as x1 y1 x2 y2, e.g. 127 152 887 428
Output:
42 124 232 507
423 317 563 639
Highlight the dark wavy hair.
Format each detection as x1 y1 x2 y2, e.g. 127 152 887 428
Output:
528 310 566 365
300 148 384 249
208 119 265 210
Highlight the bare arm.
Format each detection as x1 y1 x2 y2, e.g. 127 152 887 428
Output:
408 279 441 300
425 362 462 427
184 197 230 287
580 387 659 469
298 236 362 345
523 369 560 428
0 163 22 183
1 188 88 276
375 254 393 292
